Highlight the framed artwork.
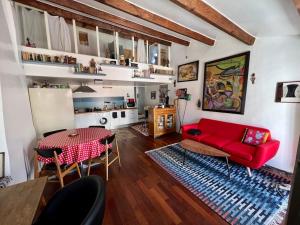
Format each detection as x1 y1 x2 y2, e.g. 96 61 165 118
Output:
202 51 250 114
275 81 300 103
177 61 199 82
151 91 156 100
0 152 4 178
79 31 89 46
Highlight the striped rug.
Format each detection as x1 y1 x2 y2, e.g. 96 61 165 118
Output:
146 143 291 225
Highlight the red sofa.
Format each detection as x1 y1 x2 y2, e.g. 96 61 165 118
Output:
181 118 279 169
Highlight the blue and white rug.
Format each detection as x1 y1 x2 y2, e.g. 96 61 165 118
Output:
146 143 291 225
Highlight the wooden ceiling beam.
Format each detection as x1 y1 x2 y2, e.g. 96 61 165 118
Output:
294 0 300 14
95 0 215 46
14 0 172 46
46 0 189 46
170 0 256 45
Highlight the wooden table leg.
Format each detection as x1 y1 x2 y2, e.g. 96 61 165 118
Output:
225 157 231 179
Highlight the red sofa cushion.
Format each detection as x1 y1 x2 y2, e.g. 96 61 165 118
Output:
200 135 233 149
223 142 256 161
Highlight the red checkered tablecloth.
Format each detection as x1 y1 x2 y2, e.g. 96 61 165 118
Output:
38 128 112 165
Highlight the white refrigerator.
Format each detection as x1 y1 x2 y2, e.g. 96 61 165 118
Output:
29 88 75 138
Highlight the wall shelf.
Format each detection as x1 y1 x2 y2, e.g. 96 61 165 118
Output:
100 63 138 69
73 72 106 76
22 60 74 67
131 76 155 80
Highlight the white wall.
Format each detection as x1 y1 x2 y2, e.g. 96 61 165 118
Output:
171 36 300 172
0 0 37 183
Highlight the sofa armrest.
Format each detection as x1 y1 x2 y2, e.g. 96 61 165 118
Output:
252 140 280 168
181 123 199 132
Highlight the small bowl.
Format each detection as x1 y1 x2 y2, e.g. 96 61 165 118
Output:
68 133 79 137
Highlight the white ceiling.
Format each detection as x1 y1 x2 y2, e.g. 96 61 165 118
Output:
78 0 300 44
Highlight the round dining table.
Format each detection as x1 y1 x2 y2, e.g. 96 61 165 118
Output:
38 128 112 165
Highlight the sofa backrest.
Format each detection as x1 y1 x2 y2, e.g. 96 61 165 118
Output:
198 118 272 142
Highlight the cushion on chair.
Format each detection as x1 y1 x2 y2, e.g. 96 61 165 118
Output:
200 135 234 149
223 142 256 161
187 129 201 136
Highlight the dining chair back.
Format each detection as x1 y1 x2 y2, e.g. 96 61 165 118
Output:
87 133 121 180
43 129 67 137
34 147 81 187
33 176 106 225
89 126 105 128
100 134 115 145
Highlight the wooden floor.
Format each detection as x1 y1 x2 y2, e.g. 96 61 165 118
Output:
43 128 228 225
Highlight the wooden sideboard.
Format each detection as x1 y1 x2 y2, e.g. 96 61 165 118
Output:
148 107 176 138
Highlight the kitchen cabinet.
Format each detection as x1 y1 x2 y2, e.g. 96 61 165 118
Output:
74 113 99 128
148 107 176 138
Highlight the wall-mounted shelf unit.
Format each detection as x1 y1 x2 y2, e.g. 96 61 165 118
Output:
22 60 74 67
100 64 138 70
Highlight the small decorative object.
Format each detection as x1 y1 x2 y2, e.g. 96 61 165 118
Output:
276 81 300 103
143 69 150 78
110 60 117 65
176 88 187 99
89 58 96 74
178 61 199 82
151 91 156 100
119 55 125 66
197 99 202 108
202 51 250 114
68 133 79 137
250 73 256 84
149 65 155 74
0 152 4 178
79 31 89 46
131 63 138 68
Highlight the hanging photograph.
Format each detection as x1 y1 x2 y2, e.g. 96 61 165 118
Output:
151 91 156 100
177 61 199 82
202 51 250 114
79 31 89 46
0 152 4 178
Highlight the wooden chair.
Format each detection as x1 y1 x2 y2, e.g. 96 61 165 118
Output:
87 134 121 181
43 129 66 137
34 148 81 187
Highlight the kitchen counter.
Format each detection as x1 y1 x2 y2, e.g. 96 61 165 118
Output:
75 108 137 115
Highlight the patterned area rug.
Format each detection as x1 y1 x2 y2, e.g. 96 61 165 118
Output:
131 124 149 136
113 129 137 140
146 143 291 225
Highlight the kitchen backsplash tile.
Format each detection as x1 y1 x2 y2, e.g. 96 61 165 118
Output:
73 97 125 109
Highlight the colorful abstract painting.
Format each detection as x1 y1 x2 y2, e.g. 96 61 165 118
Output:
202 52 250 114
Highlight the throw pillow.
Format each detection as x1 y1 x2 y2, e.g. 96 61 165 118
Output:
243 128 269 146
187 129 201 136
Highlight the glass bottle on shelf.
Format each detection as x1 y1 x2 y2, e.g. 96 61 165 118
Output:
166 114 173 129
157 115 165 130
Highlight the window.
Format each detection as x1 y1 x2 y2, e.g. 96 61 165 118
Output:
99 29 115 59
149 44 158 65
118 33 133 61
160 44 169 67
76 24 97 56
16 5 47 48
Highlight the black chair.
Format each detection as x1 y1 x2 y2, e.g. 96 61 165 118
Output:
43 129 67 137
34 148 81 187
87 134 121 180
89 126 105 128
33 176 106 225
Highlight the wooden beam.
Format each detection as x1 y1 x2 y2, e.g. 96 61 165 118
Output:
14 0 172 46
170 0 256 45
45 0 189 46
294 0 300 14
95 0 215 46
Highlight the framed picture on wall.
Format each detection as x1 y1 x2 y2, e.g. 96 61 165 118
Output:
151 91 156 100
0 152 4 178
202 51 250 114
177 61 199 82
79 31 89 46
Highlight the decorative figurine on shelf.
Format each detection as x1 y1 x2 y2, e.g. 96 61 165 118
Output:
120 55 125 66
250 73 256 84
96 63 102 74
25 38 36 48
89 58 96 74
